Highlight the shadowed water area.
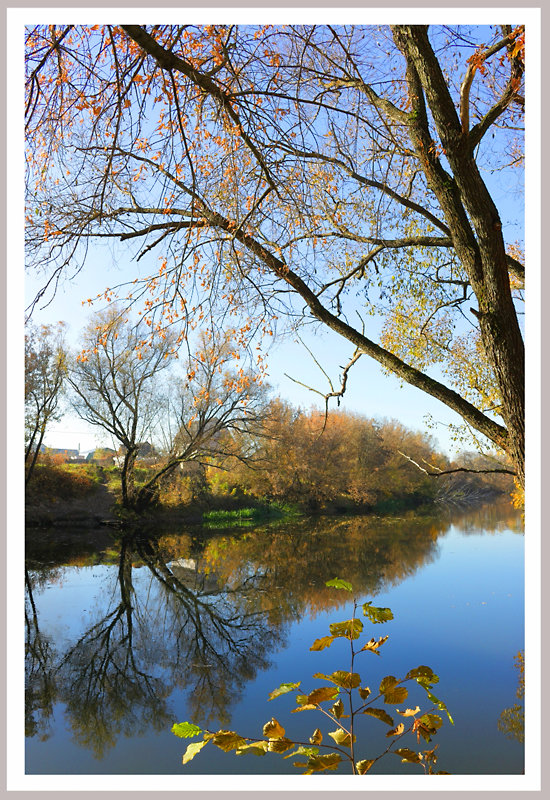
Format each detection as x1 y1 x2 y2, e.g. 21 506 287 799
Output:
25 500 524 775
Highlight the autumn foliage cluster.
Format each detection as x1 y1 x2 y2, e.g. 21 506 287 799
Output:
212 404 439 510
166 402 512 512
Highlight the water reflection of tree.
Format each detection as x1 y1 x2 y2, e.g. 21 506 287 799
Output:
25 568 57 740
25 532 288 758
54 536 173 758
132 536 284 726
434 500 524 536
197 515 443 620
498 651 525 744
25 505 522 761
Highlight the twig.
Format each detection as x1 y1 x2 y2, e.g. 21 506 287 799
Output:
285 345 363 435
398 451 516 477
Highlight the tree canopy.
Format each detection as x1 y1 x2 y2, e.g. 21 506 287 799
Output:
25 23 526 484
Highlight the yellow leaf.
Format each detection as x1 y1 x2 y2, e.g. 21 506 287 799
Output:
307 686 339 705
182 740 207 764
386 723 405 737
356 759 375 774
309 728 323 745
268 737 294 753
262 718 285 739
396 706 421 717
328 727 355 747
310 635 335 651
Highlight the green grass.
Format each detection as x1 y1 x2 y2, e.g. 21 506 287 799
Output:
202 502 301 526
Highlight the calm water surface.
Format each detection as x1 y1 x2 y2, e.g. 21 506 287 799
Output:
25 501 524 775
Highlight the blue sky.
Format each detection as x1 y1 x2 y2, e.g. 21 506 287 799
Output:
25 251 491 457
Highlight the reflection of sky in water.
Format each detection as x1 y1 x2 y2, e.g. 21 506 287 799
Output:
29 565 170 647
29 566 118 647
26 506 524 776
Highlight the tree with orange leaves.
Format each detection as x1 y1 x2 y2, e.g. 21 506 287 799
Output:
25 23 526 486
68 308 268 510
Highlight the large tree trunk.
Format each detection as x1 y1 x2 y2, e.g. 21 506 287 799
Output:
25 426 46 487
120 448 139 509
393 25 525 486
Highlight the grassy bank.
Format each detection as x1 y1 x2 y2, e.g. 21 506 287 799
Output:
202 502 302 527
26 459 509 530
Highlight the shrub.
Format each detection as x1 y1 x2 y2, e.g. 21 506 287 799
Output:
25 461 97 501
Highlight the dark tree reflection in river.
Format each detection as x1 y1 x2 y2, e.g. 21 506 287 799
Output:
132 535 284 727
25 530 290 757
498 651 525 744
24 501 523 768
25 568 58 740
52 536 173 758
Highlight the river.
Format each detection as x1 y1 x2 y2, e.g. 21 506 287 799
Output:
25 500 524 776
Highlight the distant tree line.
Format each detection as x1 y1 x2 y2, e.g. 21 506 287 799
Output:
25 312 515 513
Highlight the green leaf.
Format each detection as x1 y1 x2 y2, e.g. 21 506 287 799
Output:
420 713 443 731
419 687 454 724
211 731 248 752
362 602 394 624
356 759 375 774
172 721 202 739
329 618 363 639
284 745 319 760
308 686 339 704
294 753 342 774
362 707 394 726
394 747 422 764
235 741 269 756
262 718 285 738
310 635 335 651
405 665 437 683
268 682 301 701
413 714 443 743
325 577 353 592
328 727 355 747
182 740 208 764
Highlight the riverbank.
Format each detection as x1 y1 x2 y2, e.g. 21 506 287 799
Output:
25 479 509 532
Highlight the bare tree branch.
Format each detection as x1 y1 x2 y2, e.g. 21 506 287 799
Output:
398 450 516 477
